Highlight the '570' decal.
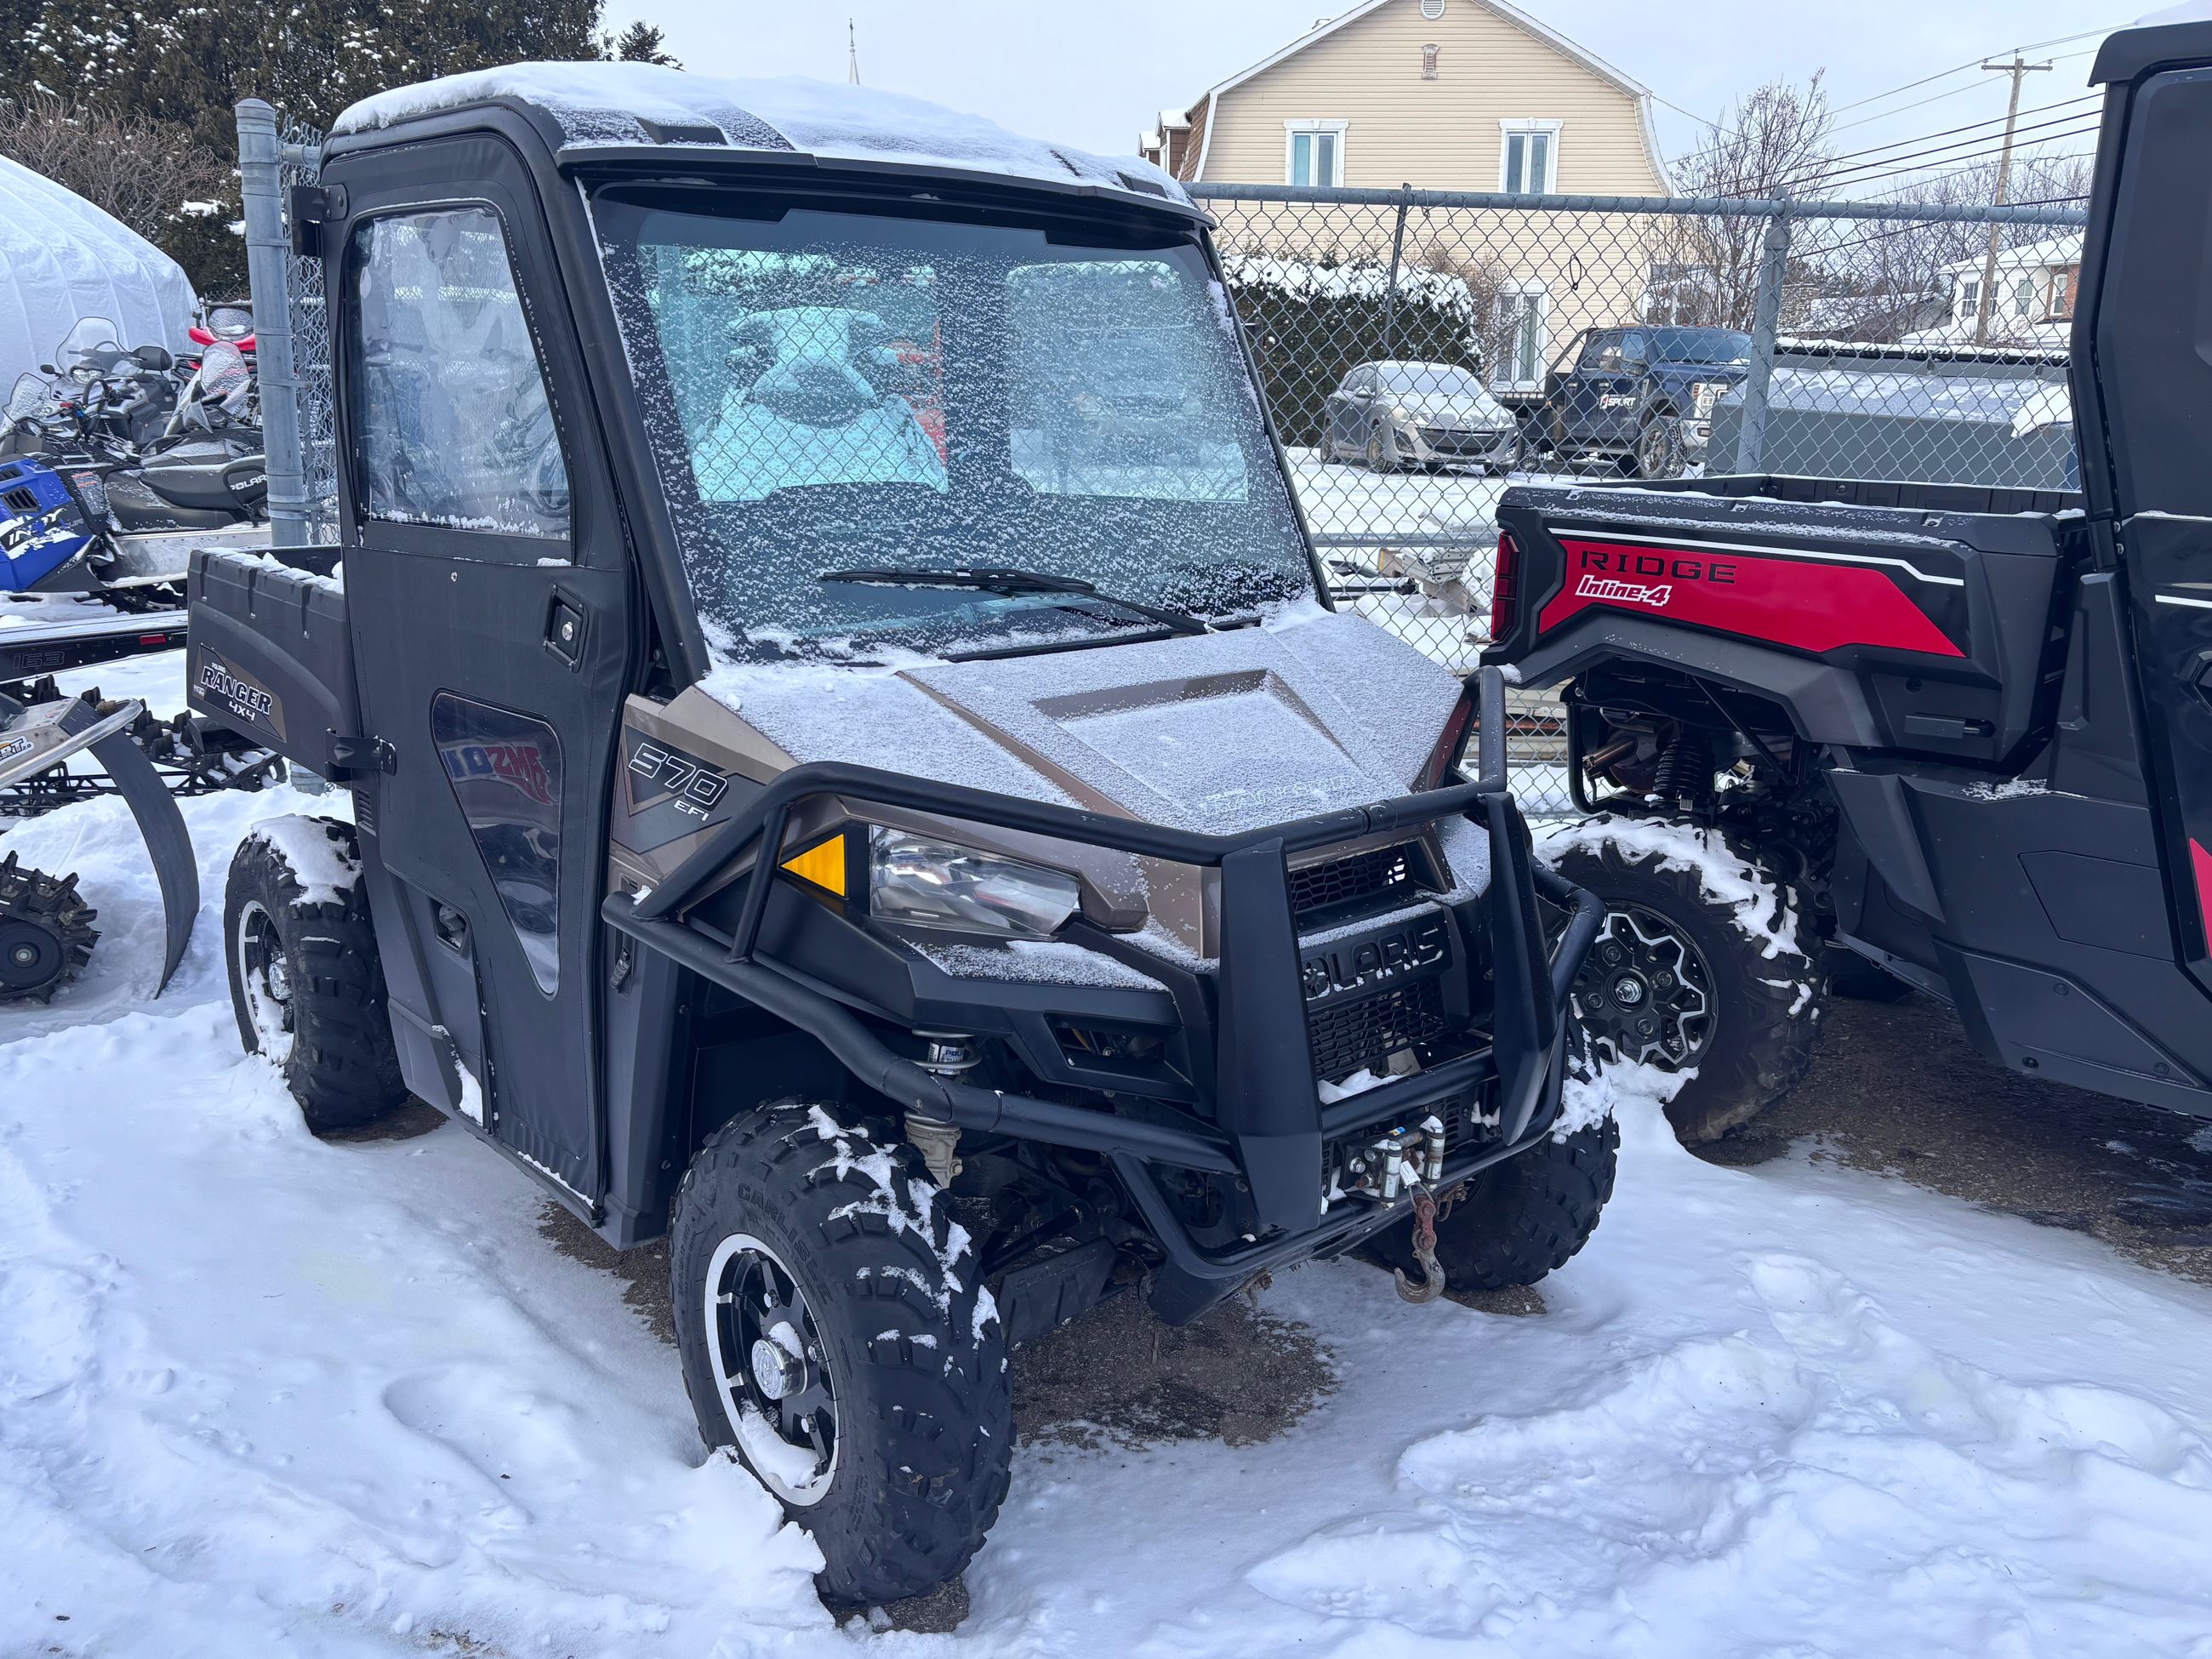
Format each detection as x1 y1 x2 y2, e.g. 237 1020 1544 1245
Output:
627 739 730 820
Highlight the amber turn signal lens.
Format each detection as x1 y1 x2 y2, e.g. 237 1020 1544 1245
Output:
780 832 848 898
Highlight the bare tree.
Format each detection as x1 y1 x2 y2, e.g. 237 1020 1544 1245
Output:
0 92 231 248
1804 148 2092 344
1655 76 1835 331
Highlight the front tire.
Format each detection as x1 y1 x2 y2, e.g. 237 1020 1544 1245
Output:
1542 815 1819 1143
1633 414 1685 479
671 1103 1012 1607
1365 425 1400 473
224 817 405 1132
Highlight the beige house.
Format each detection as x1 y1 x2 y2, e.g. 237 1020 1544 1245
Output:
1141 0 1674 390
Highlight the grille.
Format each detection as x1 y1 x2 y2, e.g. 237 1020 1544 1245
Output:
1289 842 1417 920
3 487 37 515
351 785 378 835
1418 426 1504 453
1307 978 1451 1084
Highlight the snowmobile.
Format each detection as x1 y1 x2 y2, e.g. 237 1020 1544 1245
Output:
4 326 269 607
189 63 1607 1605
1481 15 2212 1144
0 682 197 1001
0 611 282 1003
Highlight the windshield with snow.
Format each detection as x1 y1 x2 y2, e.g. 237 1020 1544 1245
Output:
591 190 1312 662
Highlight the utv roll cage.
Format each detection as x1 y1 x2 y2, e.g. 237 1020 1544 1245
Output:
604 667 1602 1289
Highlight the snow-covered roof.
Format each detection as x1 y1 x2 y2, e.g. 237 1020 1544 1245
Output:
331 62 1190 209
1938 234 2084 276
0 157 198 390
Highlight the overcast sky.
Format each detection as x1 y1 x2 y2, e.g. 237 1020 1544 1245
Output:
605 1 2145 196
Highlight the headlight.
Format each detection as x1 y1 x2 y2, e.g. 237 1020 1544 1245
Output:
869 828 1080 938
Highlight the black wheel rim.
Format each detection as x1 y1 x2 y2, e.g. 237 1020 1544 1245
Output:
704 1233 839 1506
1571 904 1715 1069
236 900 295 1055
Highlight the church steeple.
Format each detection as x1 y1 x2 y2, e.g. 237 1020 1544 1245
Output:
847 19 861 85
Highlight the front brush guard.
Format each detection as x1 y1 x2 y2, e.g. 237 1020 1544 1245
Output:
602 669 1602 1271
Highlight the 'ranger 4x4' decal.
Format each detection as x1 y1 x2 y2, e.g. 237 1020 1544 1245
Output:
1537 532 1965 658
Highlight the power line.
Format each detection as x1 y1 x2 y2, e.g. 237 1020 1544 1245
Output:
1789 120 2101 196
1810 97 2099 175
1824 26 2114 117
1662 30 2112 182
1826 48 2099 136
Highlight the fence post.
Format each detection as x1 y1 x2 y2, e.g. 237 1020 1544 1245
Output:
1731 204 1793 476
236 99 309 553
1379 185 1411 361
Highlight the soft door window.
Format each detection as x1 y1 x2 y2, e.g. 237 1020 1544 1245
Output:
351 208 569 540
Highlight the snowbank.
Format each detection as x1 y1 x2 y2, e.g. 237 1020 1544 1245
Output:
9 652 2212 1655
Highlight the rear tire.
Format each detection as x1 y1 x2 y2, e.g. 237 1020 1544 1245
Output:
0 852 97 1004
1542 815 1820 1143
670 1102 1012 1608
224 818 405 1132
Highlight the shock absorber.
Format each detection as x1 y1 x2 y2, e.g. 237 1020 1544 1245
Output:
1649 728 1707 807
907 1033 976 1188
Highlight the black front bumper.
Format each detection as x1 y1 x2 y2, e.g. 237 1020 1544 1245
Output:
603 669 1602 1286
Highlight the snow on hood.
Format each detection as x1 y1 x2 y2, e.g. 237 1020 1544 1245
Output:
330 62 1188 206
704 607 1461 837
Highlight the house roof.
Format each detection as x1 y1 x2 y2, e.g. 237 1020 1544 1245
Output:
1938 232 2084 277
1185 0 1672 190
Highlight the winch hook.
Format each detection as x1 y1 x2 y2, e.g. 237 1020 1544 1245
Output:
1394 1185 1446 1304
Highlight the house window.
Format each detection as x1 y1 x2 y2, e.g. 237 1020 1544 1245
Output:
1286 122 1347 187
1958 277 1981 322
1500 122 1561 196
2052 269 2072 317
2014 275 2037 318
1496 282 1548 391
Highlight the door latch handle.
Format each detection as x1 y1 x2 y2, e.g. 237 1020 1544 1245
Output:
545 595 586 667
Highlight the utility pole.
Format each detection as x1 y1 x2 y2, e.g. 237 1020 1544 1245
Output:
1973 53 2052 345
847 19 861 86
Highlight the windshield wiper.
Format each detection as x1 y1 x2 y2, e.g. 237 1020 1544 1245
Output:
817 565 1210 637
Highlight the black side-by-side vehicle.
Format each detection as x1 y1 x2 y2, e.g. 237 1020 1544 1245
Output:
185 66 1607 1603
1484 17 2212 1144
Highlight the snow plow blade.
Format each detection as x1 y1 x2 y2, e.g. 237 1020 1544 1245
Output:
0 691 198 994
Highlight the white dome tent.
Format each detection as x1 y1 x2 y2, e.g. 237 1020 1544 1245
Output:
0 155 199 388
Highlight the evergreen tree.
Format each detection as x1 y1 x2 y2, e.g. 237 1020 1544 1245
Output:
28 0 633 152
608 22 678 66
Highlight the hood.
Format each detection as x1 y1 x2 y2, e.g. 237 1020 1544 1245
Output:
1389 390 1512 425
704 605 1462 836
1650 362 1747 387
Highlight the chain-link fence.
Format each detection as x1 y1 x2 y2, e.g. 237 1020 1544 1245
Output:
236 123 2086 818
1197 184 2087 813
276 117 339 547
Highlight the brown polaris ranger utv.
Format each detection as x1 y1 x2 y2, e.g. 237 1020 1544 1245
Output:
188 63 1609 1605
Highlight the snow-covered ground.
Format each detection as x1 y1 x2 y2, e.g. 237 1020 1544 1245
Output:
9 652 2212 1656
